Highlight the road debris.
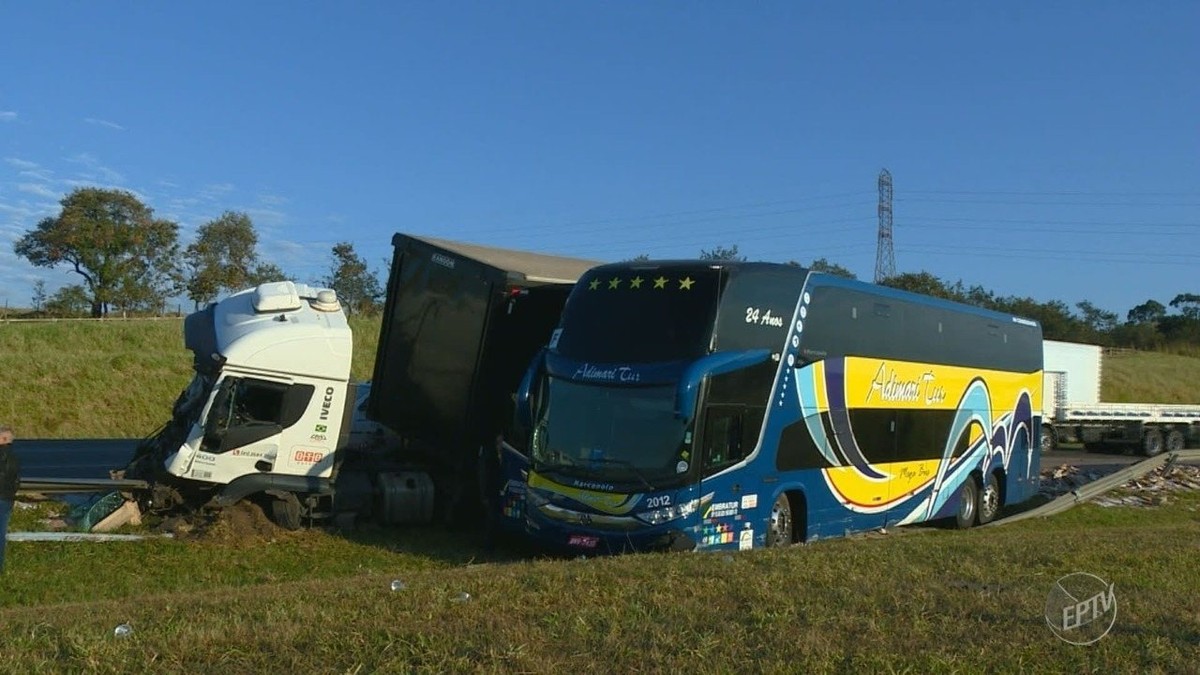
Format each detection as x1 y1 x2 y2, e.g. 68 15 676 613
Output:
1039 461 1200 508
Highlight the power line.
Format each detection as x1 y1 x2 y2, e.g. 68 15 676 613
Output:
897 197 1200 207
899 223 1200 237
901 215 1200 229
897 245 1198 265
905 189 1200 198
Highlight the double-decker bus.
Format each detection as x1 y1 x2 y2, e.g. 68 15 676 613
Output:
503 261 1043 552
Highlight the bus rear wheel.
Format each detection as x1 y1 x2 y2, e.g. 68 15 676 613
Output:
954 478 978 529
977 472 1001 525
767 494 792 547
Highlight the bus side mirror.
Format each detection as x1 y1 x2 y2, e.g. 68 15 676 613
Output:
675 350 772 420
516 348 546 430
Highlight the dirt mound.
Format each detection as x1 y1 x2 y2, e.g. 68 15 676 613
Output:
156 500 286 544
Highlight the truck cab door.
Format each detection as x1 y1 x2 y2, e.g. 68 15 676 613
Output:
198 377 318 479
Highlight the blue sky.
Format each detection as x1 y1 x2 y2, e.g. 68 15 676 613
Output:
1 2 1196 317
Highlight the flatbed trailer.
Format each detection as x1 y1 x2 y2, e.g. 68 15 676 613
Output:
1042 340 1200 455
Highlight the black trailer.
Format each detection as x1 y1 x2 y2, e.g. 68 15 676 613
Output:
367 233 598 519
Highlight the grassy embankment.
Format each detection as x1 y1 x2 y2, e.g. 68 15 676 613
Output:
2 319 1200 671
0 494 1197 671
4 317 1200 438
0 316 381 438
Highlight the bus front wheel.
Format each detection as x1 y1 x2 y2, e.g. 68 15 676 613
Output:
767 494 792 547
954 478 978 529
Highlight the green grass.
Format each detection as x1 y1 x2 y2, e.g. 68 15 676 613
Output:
1100 349 1200 403
4 317 1199 438
0 317 383 439
0 320 193 438
4 319 1200 670
1 494 1198 672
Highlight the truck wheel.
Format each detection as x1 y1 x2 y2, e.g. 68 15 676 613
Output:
766 494 792 547
1142 429 1165 457
1040 425 1057 453
977 472 1001 525
954 478 978 529
269 493 303 530
1165 429 1185 452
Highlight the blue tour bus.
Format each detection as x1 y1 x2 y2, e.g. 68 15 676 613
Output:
498 261 1043 553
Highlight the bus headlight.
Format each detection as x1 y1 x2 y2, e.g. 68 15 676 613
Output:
636 498 698 526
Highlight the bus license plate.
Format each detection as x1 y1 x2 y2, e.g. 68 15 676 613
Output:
568 534 599 548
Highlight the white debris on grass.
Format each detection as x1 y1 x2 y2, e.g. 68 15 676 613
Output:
1040 462 1200 508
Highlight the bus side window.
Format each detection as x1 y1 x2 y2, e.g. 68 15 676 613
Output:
703 408 747 470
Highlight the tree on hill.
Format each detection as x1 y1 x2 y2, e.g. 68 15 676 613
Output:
30 280 46 314
1127 299 1167 325
1169 293 1200 320
184 211 285 307
323 242 382 315
699 244 746 261
1076 300 1118 332
808 257 856 279
44 284 92 317
879 271 962 301
13 188 184 317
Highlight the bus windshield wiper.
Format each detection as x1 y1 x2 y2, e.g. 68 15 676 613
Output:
585 457 655 493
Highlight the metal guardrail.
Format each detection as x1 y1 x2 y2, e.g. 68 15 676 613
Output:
987 449 1200 526
18 477 151 494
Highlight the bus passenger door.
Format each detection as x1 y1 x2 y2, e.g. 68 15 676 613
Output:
698 405 758 549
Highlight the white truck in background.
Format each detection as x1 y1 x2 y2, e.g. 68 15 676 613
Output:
1041 339 1200 455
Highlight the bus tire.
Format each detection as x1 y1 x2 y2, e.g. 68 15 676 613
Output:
954 478 978 529
1165 428 1185 452
767 494 793 547
977 472 1001 525
1142 429 1165 457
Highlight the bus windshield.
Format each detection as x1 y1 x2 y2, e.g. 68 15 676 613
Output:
553 266 722 363
531 378 690 489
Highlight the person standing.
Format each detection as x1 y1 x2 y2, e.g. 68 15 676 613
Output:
0 425 18 573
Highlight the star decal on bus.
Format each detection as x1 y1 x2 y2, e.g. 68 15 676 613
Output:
629 276 643 289
608 278 621 290
653 276 668 289
588 279 600 290
679 276 695 290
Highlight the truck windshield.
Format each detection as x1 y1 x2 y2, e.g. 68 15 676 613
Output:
531 378 689 489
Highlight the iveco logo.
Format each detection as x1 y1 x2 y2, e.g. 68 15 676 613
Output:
319 386 335 421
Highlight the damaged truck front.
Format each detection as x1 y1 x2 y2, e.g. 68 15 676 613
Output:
123 233 597 532
124 281 363 527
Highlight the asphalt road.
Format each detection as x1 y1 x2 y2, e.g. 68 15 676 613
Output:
1042 447 1180 468
11 438 140 480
